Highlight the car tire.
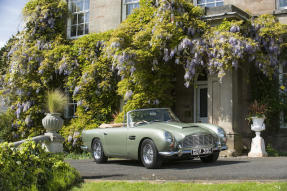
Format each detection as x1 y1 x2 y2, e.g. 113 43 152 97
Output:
140 139 162 169
200 151 219 163
91 138 108 163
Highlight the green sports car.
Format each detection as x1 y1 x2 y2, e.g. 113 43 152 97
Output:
81 108 227 169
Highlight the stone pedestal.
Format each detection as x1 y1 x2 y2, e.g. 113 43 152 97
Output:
43 133 65 153
248 132 268 157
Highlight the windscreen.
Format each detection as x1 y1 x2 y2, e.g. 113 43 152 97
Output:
128 108 180 127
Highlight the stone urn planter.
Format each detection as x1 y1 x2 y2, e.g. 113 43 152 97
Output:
42 90 68 153
248 116 268 157
42 113 64 133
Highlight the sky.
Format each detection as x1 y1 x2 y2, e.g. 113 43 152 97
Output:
0 0 28 48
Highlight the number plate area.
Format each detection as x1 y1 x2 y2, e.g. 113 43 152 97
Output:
191 147 212 155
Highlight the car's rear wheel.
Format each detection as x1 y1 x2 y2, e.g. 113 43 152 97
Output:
140 139 162 169
91 138 107 163
200 151 219 163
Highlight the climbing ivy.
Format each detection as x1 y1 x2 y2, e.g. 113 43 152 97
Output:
107 0 286 121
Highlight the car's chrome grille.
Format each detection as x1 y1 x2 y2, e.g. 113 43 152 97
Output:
183 134 216 148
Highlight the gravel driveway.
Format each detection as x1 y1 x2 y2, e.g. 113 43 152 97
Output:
67 157 287 181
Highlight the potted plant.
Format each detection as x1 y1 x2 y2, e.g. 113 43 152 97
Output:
247 100 268 157
42 90 68 133
247 100 267 131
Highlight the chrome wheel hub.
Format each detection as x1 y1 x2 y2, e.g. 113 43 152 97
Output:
93 142 102 160
143 144 154 164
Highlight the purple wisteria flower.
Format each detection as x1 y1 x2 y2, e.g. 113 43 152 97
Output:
23 101 32 112
163 48 170 62
181 38 192 49
25 115 32 126
125 90 133 100
16 107 21 119
73 86 81 96
152 59 158 65
73 131 80 138
170 48 176 58
59 62 67 75
230 26 240 33
184 71 191 81
130 66 136 74
184 81 190 88
154 99 160 105
68 135 73 143
111 41 121 48
72 138 78 147
77 100 83 106
38 69 44 74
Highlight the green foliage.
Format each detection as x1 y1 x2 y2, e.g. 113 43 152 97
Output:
47 89 68 113
0 0 68 142
23 0 68 41
266 144 287 157
107 0 207 121
0 140 81 191
249 65 282 133
0 112 14 141
60 31 120 152
64 151 91 160
266 144 280 157
0 0 118 144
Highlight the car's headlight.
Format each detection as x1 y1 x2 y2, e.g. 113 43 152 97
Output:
164 131 174 143
217 127 227 143
217 128 226 138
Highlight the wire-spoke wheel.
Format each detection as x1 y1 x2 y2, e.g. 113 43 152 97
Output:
91 138 107 163
140 139 162 169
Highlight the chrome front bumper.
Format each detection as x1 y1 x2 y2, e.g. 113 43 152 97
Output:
159 145 228 157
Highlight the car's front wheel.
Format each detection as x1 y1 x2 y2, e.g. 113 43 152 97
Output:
200 151 219 163
91 138 107 163
140 139 162 169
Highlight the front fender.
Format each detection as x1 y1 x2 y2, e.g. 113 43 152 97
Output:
81 129 106 152
126 128 171 160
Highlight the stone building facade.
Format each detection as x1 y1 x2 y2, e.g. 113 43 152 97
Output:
66 0 287 155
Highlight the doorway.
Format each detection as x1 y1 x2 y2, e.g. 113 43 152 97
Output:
194 75 208 123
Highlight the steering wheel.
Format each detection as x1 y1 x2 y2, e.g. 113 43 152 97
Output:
134 120 149 126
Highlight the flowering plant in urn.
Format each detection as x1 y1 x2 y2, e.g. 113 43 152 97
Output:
42 90 68 133
247 100 268 157
247 100 267 131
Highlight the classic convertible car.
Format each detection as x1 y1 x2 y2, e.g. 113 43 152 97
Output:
81 108 227 169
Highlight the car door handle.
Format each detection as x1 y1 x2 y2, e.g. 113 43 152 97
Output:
128 136 136 140
104 132 108 135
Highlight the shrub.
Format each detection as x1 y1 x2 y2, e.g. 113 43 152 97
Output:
0 140 81 191
0 112 14 141
46 89 68 113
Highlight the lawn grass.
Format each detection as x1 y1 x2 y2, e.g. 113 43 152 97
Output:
71 181 287 191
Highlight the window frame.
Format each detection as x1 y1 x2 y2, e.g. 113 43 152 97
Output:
64 98 78 119
194 0 224 7
279 63 287 128
67 0 90 39
277 0 287 10
122 0 140 21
